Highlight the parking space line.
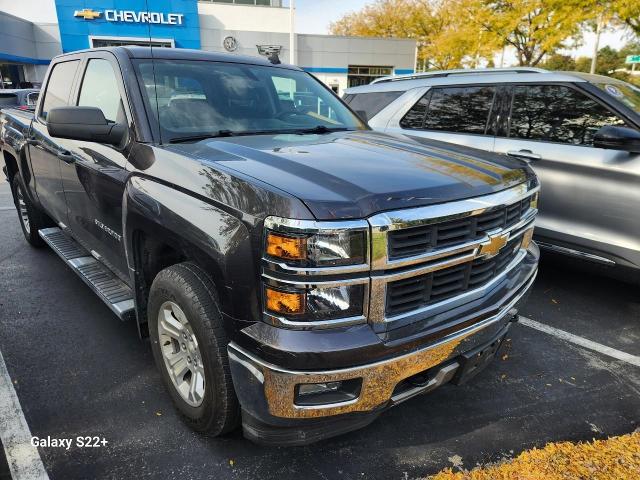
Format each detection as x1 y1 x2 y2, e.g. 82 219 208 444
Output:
0 349 49 480
519 316 640 368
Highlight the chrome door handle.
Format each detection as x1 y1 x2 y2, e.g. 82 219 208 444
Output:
57 151 75 164
506 149 541 161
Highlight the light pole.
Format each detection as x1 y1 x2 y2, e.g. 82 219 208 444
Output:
590 15 603 74
289 0 296 65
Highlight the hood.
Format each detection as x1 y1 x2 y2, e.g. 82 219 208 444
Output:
165 130 534 220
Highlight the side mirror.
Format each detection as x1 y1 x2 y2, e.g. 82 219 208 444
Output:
593 125 640 153
47 106 126 145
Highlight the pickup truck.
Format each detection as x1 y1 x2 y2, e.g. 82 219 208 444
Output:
1 47 540 446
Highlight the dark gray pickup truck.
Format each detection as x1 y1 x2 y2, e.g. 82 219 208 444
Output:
1 47 539 445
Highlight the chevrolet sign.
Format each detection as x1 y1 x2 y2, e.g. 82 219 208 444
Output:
74 9 184 25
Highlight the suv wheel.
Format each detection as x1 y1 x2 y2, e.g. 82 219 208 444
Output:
11 176 47 247
148 262 239 435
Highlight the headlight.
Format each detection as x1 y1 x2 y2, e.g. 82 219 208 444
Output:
264 217 368 268
262 217 369 327
264 283 365 322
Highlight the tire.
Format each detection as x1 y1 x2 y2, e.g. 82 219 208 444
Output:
11 175 47 247
148 262 239 436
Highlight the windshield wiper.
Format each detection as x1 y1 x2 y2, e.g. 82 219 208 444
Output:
295 125 352 135
169 130 235 143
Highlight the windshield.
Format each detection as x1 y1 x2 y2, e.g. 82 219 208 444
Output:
594 81 640 115
134 59 366 142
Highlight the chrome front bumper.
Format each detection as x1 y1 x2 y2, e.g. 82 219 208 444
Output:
228 259 536 423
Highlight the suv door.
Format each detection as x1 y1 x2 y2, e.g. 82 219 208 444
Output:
59 53 131 280
494 83 640 265
29 59 81 224
386 85 498 152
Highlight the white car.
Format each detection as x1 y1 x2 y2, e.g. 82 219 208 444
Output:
344 68 640 279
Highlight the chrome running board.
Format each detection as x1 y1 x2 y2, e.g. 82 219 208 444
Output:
536 241 615 265
38 227 135 321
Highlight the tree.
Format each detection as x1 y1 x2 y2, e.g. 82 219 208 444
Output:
329 0 499 69
614 0 640 36
540 53 577 71
459 0 591 66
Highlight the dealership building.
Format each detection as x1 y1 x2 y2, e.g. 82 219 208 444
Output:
0 0 416 94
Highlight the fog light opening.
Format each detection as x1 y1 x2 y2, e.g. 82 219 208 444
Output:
294 378 362 407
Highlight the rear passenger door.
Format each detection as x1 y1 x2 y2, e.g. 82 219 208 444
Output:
386 85 498 152
494 83 639 259
29 58 81 224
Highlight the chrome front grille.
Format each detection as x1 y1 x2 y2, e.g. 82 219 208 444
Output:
388 198 531 260
368 183 538 326
386 238 521 316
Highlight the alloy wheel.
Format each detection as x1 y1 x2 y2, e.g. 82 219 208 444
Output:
16 184 30 234
157 301 206 407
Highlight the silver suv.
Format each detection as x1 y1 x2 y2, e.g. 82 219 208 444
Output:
344 67 640 277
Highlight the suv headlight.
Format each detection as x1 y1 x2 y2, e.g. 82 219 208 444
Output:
262 217 369 327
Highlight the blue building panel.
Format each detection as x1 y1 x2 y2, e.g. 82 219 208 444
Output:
54 0 200 52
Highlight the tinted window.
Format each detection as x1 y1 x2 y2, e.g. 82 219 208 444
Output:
400 93 429 129
510 85 626 146
346 91 403 120
41 60 80 119
78 59 124 123
594 82 640 115
423 86 495 134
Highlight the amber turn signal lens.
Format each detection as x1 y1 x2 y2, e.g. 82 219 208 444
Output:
266 232 307 260
521 228 534 250
265 287 305 315
530 192 539 209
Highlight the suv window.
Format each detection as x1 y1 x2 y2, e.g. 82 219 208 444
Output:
400 86 496 134
343 91 403 120
509 84 626 146
40 60 80 119
78 59 124 123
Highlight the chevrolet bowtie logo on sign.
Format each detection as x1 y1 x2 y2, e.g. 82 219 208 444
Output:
478 232 510 259
74 8 101 20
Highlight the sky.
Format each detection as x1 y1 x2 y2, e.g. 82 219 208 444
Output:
0 0 631 61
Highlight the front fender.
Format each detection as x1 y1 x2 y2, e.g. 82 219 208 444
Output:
123 176 260 332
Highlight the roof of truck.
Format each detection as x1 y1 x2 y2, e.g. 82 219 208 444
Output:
54 46 303 71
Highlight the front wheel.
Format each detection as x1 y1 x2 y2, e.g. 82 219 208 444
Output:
148 262 239 435
11 176 47 247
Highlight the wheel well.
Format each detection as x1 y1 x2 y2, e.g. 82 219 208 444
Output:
130 226 230 339
131 230 190 337
3 151 18 185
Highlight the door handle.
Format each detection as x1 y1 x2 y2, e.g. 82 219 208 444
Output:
506 149 542 161
57 151 75 164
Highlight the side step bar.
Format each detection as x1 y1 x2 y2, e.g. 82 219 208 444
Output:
38 227 135 321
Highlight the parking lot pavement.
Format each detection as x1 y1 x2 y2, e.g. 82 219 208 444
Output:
0 178 638 480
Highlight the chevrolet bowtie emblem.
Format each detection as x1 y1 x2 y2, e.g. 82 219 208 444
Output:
74 9 102 20
478 232 509 258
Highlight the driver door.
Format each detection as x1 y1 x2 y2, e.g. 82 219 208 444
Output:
59 52 131 280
